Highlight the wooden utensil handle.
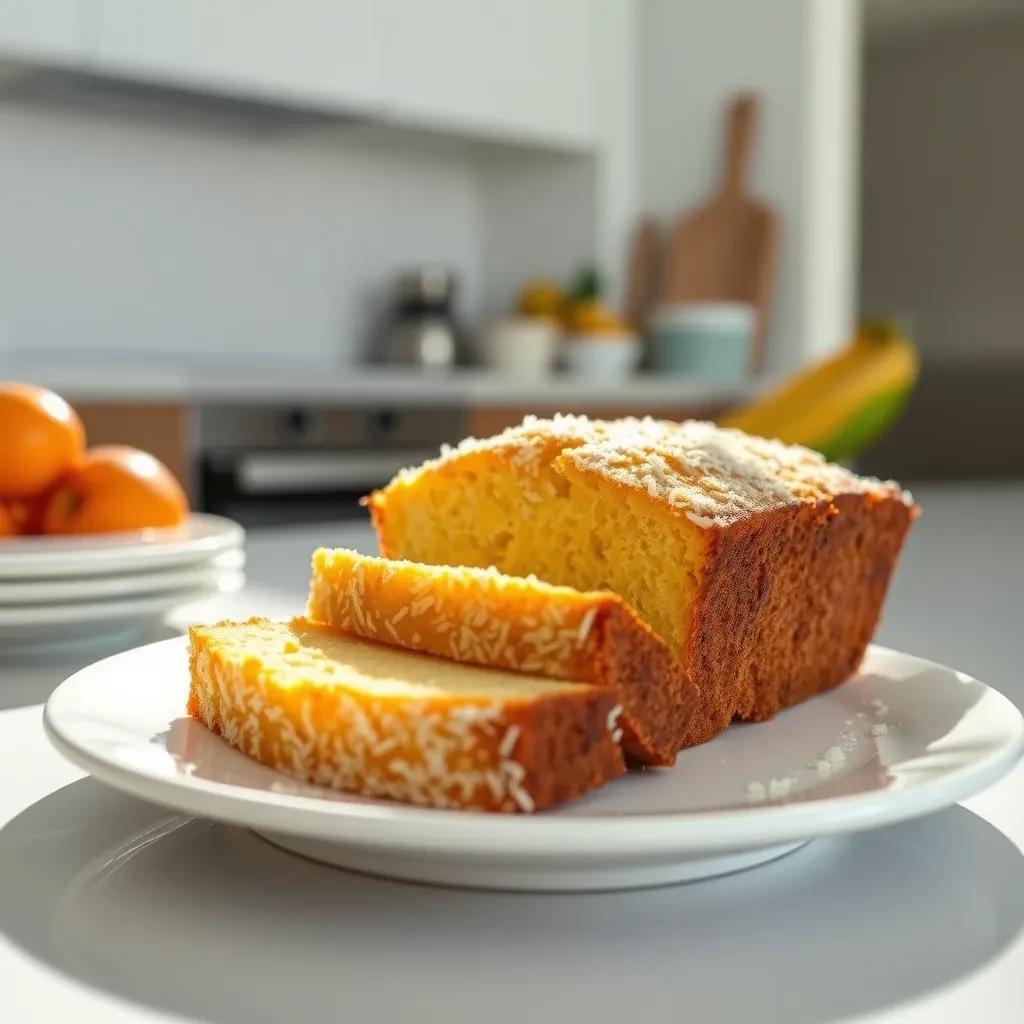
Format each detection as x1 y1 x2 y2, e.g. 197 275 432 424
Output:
722 93 758 197
625 216 661 333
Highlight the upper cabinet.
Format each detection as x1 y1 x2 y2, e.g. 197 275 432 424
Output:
385 0 595 148
89 0 385 114
0 1 597 150
0 0 83 63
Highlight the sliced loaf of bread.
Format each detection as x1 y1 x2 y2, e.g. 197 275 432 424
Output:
307 548 697 765
188 617 625 812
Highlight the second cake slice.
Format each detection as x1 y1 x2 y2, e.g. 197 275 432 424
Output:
307 548 698 766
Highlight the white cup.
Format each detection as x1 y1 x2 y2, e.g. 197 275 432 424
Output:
479 318 561 376
563 333 640 379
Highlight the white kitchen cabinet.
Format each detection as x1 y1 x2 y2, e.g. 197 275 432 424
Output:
3 0 598 152
0 0 83 63
384 0 595 148
89 0 384 113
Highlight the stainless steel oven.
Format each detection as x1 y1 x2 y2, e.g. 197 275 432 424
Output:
196 403 464 527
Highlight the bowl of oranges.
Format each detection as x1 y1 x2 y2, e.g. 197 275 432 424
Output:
0 382 244 656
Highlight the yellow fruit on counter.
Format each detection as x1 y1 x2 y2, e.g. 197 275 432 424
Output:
719 321 918 462
564 299 631 336
518 280 565 320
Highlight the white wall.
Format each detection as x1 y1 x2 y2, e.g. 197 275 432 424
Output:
635 0 860 371
0 4 640 370
0 99 481 365
803 0 861 362
0 2 859 373
464 0 636 321
860 15 1024 362
478 151 596 319
593 0 639 313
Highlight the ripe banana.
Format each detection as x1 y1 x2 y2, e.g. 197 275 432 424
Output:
719 321 918 462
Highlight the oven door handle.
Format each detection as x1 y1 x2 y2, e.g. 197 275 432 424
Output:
234 451 434 494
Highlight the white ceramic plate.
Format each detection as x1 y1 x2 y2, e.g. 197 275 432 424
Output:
44 638 1024 892
0 548 245 605
0 577 243 656
0 513 244 579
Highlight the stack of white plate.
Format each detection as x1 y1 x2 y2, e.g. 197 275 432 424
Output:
0 513 244 657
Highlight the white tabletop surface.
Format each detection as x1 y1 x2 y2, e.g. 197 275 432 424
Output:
2 483 1022 1024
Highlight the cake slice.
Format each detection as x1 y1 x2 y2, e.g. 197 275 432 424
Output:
368 415 917 746
187 617 624 812
306 548 698 766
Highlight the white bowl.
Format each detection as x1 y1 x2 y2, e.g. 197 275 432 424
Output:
478 317 561 376
563 334 640 379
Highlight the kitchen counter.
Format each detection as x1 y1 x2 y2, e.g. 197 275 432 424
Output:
7 361 757 408
1 483 1022 1023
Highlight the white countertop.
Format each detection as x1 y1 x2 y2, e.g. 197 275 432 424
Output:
2 484 1022 1023
6 361 755 408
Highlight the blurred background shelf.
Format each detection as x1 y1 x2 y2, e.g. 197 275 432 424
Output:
9 362 757 408
5 362 753 526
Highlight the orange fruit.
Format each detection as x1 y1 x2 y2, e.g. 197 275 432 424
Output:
10 494 47 535
0 502 17 539
41 445 189 535
0 497 44 536
0 383 85 499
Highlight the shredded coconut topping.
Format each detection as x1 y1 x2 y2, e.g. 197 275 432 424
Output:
190 625 561 813
396 414 913 529
606 704 623 733
309 549 617 685
767 776 795 799
824 745 847 768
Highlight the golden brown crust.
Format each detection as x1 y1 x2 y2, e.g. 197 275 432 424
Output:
187 618 624 812
366 492 392 556
306 549 696 766
503 691 625 811
593 603 698 765
682 493 916 745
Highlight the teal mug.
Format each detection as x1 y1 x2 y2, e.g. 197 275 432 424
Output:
650 302 754 379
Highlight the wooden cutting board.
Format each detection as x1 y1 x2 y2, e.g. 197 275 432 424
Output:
662 94 779 369
625 215 661 334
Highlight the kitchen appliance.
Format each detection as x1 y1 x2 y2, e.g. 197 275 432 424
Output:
197 403 464 527
378 268 472 369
